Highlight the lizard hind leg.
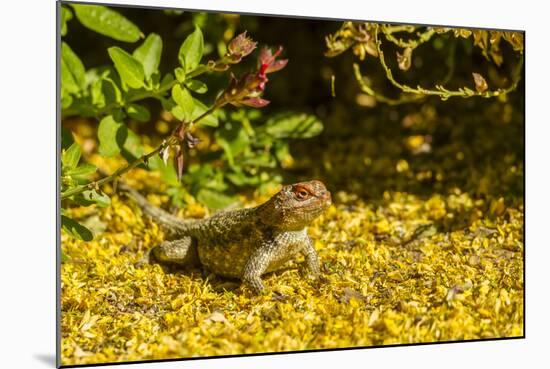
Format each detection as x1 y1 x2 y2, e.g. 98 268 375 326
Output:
148 236 199 267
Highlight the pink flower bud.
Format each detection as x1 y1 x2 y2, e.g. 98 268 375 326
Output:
227 31 257 62
241 97 270 108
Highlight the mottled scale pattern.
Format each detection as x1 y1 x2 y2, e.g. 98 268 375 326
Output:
122 180 332 293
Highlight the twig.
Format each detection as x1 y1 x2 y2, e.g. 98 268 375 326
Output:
353 63 424 105
374 25 524 100
381 25 416 34
381 25 435 50
61 104 220 200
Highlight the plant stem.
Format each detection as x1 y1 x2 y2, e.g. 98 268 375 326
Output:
373 25 524 100
380 25 416 34
61 103 221 200
381 26 435 50
61 137 175 199
352 63 424 105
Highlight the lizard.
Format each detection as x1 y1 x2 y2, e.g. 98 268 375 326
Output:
120 180 332 294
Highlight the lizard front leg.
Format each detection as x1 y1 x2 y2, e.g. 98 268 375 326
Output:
241 238 282 294
302 236 321 279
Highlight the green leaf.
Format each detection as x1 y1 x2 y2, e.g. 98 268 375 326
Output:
165 187 186 208
67 99 97 118
226 169 261 187
178 27 204 73
90 80 105 107
97 115 123 157
160 73 175 91
62 142 81 170
148 156 179 187
61 215 93 241
72 4 142 42
60 6 73 36
61 42 86 92
61 128 75 151
215 121 250 167
183 164 228 194
121 127 144 162
126 103 150 122
75 189 111 208
263 113 324 139
103 77 123 104
170 105 185 121
65 163 97 178
91 76 122 108
239 152 276 168
108 47 145 89
197 188 238 209
192 98 218 127
61 91 73 109
112 107 127 122
185 79 208 94
133 33 162 79
84 67 103 87
172 84 195 119
273 141 291 164
97 115 143 159
174 67 186 83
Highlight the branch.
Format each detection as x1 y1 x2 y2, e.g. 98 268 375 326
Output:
352 32 456 106
380 25 416 34
380 25 435 50
61 104 220 200
353 63 424 106
373 25 524 100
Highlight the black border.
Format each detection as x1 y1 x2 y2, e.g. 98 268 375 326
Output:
56 1 526 367
61 336 524 368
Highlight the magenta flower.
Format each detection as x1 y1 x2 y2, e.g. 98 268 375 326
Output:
258 46 288 75
216 46 288 108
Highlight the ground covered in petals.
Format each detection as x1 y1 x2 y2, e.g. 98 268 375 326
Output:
61 137 523 365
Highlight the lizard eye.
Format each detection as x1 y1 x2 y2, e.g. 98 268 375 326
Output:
295 189 309 200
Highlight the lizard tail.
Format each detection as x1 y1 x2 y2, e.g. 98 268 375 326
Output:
117 180 195 234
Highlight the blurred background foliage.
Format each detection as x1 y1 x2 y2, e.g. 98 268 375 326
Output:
61 3 524 231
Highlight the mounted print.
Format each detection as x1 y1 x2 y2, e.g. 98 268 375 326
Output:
58 1 525 366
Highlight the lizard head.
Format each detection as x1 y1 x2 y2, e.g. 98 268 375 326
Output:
257 180 332 231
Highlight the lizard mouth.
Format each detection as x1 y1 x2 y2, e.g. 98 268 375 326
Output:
305 194 332 217
322 192 332 207
315 190 332 209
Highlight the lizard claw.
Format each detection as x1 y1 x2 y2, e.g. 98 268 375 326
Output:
308 274 328 289
317 274 329 284
135 249 153 267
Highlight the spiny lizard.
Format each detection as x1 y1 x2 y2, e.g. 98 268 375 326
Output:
121 180 332 293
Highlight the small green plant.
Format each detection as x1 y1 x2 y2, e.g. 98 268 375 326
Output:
60 4 323 240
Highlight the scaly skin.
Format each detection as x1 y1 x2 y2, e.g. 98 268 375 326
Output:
121 180 332 293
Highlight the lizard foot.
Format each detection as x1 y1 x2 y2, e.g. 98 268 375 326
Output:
134 249 154 267
308 274 329 290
